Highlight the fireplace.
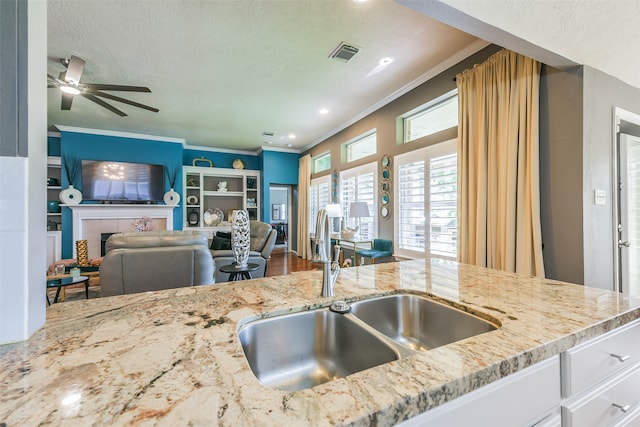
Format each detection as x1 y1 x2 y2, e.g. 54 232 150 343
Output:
101 233 117 256
67 205 175 259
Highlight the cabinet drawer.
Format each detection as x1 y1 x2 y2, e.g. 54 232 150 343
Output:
562 363 640 427
561 319 640 397
611 404 640 427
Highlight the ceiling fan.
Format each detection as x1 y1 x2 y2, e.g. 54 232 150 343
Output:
47 55 159 117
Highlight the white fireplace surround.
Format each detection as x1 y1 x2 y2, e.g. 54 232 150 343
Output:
67 204 175 257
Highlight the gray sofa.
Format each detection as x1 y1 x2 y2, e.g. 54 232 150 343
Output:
100 230 215 296
210 221 277 282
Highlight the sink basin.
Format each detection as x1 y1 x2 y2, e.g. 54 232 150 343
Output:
350 294 498 351
238 309 398 391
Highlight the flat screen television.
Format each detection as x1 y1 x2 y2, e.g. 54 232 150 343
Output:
81 160 165 202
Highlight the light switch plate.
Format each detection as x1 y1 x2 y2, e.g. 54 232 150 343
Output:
594 189 606 205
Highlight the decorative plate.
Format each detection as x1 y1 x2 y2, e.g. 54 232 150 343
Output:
203 208 224 226
232 159 245 169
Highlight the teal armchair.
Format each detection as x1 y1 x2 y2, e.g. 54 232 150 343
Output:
358 239 393 264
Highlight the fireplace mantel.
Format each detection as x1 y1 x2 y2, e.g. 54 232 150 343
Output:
67 204 176 256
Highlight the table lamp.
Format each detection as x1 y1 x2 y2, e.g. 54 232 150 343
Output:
324 203 342 237
348 201 370 238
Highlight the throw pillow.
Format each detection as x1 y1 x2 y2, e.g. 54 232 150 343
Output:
210 231 232 250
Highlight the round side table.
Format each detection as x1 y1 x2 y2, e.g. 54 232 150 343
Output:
219 263 260 281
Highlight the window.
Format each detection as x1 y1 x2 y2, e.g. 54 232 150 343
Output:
395 139 457 260
340 162 377 240
309 175 331 234
343 130 377 163
403 90 458 143
312 152 331 173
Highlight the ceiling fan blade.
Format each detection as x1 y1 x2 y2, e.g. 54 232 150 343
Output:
63 55 85 84
48 84 58 88
82 83 152 93
48 73 62 83
81 93 127 116
89 90 159 113
61 92 74 110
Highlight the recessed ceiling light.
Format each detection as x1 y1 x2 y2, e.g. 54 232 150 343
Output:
379 57 394 66
287 144 292 147
288 134 296 139
319 108 329 115
264 141 272 145
353 0 368 3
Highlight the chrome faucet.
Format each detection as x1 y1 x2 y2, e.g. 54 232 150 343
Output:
313 209 341 297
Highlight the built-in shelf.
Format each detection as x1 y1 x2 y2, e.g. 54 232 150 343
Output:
183 166 260 228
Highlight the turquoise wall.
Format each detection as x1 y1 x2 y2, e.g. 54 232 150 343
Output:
260 150 299 221
51 131 300 258
183 149 258 170
59 131 183 258
47 136 61 156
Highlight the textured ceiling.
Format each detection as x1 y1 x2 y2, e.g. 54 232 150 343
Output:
404 0 640 90
47 0 479 152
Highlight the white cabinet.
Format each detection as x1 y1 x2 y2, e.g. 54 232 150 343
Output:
561 319 640 427
183 166 260 229
398 320 640 426
399 356 561 427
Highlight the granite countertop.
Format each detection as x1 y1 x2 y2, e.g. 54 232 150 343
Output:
2 259 640 426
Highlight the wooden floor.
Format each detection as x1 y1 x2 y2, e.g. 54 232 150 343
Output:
265 246 318 276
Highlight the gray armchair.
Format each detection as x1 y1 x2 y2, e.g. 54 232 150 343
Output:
211 221 277 282
100 230 215 296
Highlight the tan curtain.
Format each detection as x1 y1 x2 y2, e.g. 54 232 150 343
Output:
297 154 312 260
457 49 544 277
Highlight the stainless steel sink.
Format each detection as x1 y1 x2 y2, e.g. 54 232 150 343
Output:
350 294 498 351
238 293 499 391
238 309 399 391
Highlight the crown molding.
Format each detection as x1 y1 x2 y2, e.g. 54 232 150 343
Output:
257 146 301 154
184 144 258 156
301 38 490 152
54 125 186 144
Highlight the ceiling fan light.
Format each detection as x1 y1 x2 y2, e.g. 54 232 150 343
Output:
60 85 80 95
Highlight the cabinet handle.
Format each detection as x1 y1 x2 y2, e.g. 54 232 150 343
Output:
610 353 630 362
612 403 631 413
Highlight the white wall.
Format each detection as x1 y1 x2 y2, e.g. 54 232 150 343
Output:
582 67 640 290
0 0 47 344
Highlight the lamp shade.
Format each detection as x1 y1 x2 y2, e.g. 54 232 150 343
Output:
325 203 342 218
349 201 370 218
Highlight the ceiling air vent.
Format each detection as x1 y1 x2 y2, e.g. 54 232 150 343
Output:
328 42 360 63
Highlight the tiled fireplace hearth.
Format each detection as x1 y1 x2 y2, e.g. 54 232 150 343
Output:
67 205 175 259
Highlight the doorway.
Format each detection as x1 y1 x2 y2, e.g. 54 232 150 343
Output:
614 107 640 296
269 185 292 249
617 133 640 296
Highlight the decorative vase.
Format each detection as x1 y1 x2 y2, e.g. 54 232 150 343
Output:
47 200 61 213
59 185 82 205
231 210 250 268
188 209 199 226
76 239 89 266
163 188 180 206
